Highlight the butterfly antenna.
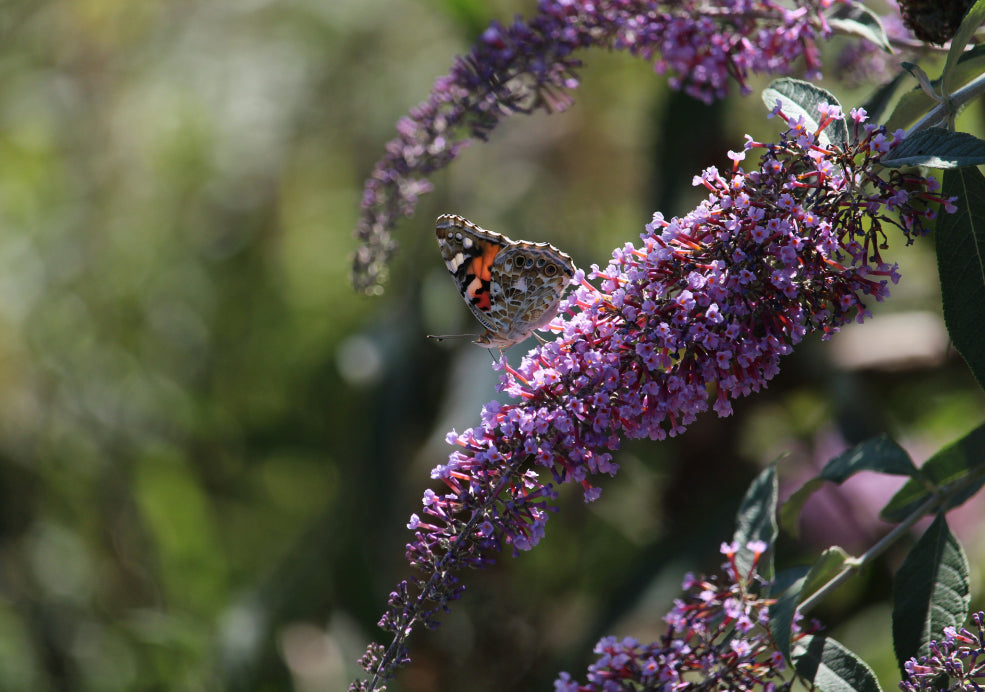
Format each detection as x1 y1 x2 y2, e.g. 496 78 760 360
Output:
427 333 477 343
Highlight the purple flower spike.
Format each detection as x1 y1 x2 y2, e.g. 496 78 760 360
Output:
353 0 858 293
558 541 818 690
352 107 952 690
900 610 985 691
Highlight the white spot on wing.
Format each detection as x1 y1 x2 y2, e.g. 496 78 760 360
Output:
447 252 465 272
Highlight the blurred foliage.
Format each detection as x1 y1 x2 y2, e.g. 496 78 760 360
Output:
0 0 981 690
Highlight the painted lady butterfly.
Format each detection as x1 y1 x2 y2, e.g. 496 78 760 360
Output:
434 213 575 350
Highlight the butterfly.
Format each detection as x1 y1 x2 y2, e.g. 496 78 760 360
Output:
433 213 575 350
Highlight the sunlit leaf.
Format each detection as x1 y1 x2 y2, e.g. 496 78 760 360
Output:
828 4 891 51
882 128 985 168
762 78 847 147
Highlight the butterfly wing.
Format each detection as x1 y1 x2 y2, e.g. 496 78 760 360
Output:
436 213 575 348
488 243 574 343
435 214 508 335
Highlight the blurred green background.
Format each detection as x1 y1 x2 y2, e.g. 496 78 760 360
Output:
0 0 982 690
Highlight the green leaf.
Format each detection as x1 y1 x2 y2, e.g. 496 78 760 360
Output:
732 465 778 578
770 549 850 664
881 128 985 168
801 546 852 602
780 436 916 537
780 478 825 538
770 574 806 661
900 62 937 97
819 435 919 481
880 482 932 523
936 167 985 391
770 549 854 668
881 422 985 522
771 564 812 596
948 44 985 93
885 85 941 131
828 4 892 52
762 79 848 147
793 635 883 692
942 0 985 95
861 72 908 125
892 515 970 670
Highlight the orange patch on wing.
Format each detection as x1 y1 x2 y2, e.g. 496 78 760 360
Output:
462 242 499 312
469 242 499 283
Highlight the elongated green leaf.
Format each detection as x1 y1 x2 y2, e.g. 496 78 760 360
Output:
828 4 891 51
781 478 824 537
781 436 916 537
942 0 985 94
801 546 852 603
793 635 883 692
892 515 970 670
881 128 985 168
733 465 778 578
880 481 933 522
770 574 806 661
948 44 985 94
771 564 812 597
820 436 918 480
861 72 908 124
900 62 937 97
936 167 985 391
885 85 941 131
762 79 847 147
881 422 985 522
770 549 851 662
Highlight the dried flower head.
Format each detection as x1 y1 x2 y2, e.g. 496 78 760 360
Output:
898 0 975 44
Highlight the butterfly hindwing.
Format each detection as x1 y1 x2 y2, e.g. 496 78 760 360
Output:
490 244 571 333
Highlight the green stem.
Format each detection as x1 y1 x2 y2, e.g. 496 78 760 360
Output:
798 467 985 614
908 72 985 134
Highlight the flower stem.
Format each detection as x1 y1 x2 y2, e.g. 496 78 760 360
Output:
907 71 985 134
798 466 985 614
